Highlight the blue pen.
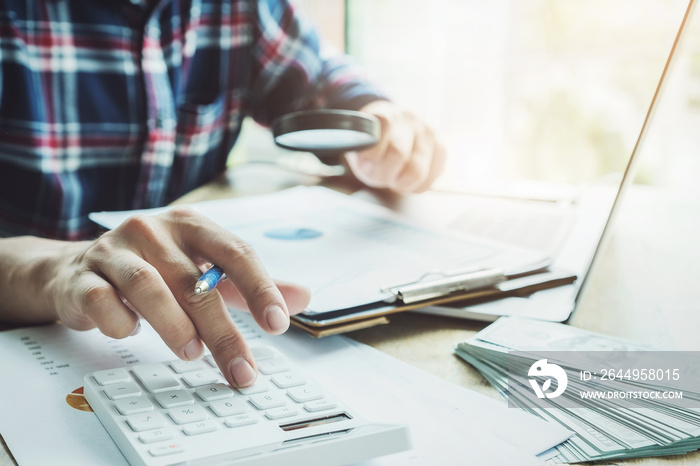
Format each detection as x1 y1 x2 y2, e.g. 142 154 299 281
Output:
194 264 227 295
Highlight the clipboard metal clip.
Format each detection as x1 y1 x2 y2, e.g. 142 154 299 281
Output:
383 268 507 305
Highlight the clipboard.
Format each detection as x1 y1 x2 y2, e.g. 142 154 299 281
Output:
291 267 577 337
88 186 571 336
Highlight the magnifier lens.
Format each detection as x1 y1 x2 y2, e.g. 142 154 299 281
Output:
275 129 377 151
272 109 381 164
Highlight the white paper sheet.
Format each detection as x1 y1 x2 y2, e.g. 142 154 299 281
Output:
89 187 549 314
0 310 571 465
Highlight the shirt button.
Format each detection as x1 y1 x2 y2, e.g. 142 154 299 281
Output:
150 116 172 130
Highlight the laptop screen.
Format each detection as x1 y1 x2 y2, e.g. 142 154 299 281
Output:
577 0 697 300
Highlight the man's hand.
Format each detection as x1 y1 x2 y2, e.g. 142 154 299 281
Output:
345 100 446 193
0 209 310 388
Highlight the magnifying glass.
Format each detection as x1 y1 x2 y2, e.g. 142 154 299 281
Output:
271 109 381 165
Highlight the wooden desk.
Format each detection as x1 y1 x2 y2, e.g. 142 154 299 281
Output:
2 165 700 465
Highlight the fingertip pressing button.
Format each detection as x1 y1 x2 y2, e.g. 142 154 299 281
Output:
229 357 257 387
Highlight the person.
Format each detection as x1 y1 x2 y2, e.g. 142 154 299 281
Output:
0 0 445 388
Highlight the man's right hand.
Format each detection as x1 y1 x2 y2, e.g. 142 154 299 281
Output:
0 207 311 388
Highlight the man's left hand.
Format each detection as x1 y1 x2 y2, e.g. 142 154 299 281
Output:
345 100 446 193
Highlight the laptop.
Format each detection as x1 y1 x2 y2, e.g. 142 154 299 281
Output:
352 0 696 324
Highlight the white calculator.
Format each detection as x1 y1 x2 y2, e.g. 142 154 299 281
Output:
84 346 410 466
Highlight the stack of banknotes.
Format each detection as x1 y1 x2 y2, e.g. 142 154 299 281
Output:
455 317 700 463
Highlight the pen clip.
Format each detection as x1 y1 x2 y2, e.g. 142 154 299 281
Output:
382 268 506 305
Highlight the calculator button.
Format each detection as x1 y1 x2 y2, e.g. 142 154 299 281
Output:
249 392 288 410
287 385 324 403
168 405 209 425
265 406 299 420
93 368 130 386
304 399 337 412
250 346 276 361
132 364 180 393
138 428 174 444
195 383 234 401
209 398 249 417
155 389 195 408
149 442 185 457
84 346 378 466
183 420 218 436
271 372 306 388
237 379 270 395
115 396 155 415
224 413 258 428
182 370 219 387
126 412 167 432
170 360 205 374
204 355 217 368
104 382 141 400
258 358 290 375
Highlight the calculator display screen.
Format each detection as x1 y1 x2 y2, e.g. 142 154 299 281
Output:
280 413 351 432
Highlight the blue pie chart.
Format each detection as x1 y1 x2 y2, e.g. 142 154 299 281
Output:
264 227 323 240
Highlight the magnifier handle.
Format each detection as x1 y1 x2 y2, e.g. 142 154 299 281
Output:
313 151 345 166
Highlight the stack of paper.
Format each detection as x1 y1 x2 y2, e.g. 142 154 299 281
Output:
455 317 700 463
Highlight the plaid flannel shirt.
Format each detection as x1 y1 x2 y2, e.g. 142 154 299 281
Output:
0 0 384 240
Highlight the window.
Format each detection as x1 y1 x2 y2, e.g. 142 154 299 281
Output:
346 0 697 192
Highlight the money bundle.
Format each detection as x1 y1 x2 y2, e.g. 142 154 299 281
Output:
455 317 700 463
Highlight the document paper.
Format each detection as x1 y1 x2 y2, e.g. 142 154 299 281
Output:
0 311 571 466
